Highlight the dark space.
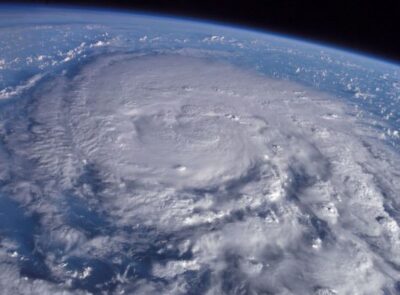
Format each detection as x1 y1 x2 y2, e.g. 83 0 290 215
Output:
7 0 400 63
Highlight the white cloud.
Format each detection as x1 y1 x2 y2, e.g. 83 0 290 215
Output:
1 53 400 294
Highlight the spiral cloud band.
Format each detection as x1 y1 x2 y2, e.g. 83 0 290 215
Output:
0 50 399 294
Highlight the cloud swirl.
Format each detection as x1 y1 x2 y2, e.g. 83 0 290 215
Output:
0 52 399 294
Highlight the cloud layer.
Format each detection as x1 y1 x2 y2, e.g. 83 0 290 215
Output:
0 53 400 294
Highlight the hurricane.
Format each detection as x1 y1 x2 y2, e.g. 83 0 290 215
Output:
0 6 400 295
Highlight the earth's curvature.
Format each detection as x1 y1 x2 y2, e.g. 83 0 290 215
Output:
1 5 400 295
